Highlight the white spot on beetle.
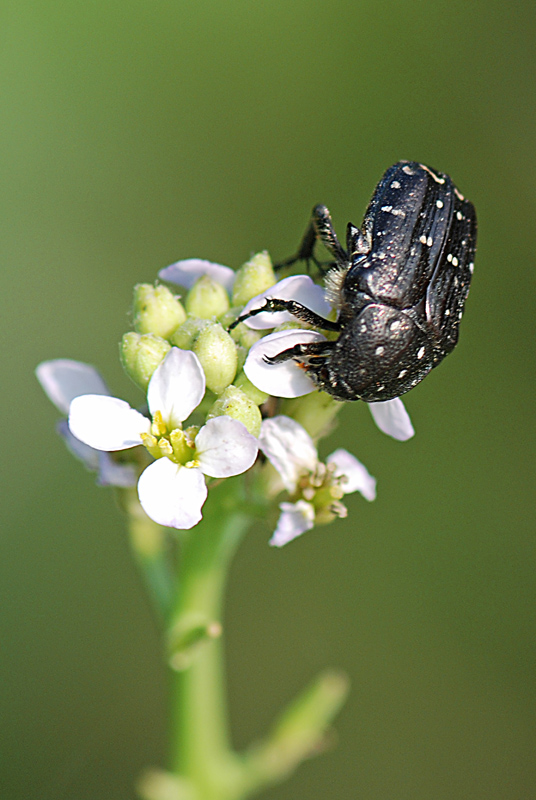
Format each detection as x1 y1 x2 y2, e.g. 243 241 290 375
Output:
419 235 427 245
390 320 401 332
447 253 453 262
381 205 393 213
445 309 450 316
420 164 446 184
375 346 385 356
417 346 425 359
456 210 463 221
391 180 401 189
454 188 465 201
469 262 474 274
378 252 386 260
402 165 415 175
452 256 459 267
392 208 405 217
436 199 444 209
458 311 463 319
398 369 408 378
426 236 433 247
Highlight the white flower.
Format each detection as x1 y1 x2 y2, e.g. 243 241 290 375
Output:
327 448 377 501
259 415 376 547
367 398 414 441
270 501 316 548
36 359 137 487
159 258 236 293
68 348 259 529
245 330 414 441
259 414 319 492
239 275 332 329
245 329 328 398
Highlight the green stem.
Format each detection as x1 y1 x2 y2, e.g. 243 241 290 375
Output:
168 477 253 799
121 486 174 621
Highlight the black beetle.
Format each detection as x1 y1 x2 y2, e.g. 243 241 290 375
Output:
231 161 477 402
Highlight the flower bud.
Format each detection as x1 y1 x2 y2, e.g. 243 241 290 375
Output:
231 251 276 306
234 371 269 406
120 332 171 391
217 307 239 330
185 275 230 319
235 345 247 374
133 283 186 338
207 385 262 437
193 323 237 394
238 326 264 351
170 317 210 350
281 391 342 440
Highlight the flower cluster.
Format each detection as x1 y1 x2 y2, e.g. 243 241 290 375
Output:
259 415 376 546
37 251 415 542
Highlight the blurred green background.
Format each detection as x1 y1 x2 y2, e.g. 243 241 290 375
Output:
2 0 535 797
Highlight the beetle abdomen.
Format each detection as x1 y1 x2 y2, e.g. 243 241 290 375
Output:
324 303 433 402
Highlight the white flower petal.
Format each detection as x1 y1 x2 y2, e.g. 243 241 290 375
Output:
147 348 205 429
269 500 315 547
58 419 136 486
240 275 332 329
96 453 138 488
327 448 377 501
195 417 258 478
137 458 207 529
57 419 100 470
69 395 150 451
244 329 325 398
36 359 109 415
259 415 318 493
368 398 415 441
159 259 235 292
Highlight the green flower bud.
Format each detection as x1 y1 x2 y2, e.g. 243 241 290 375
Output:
238 326 264 350
193 323 237 394
274 320 308 332
217 307 239 330
185 275 230 319
133 283 186 338
232 251 276 306
120 332 171 391
170 317 210 350
235 345 247 374
234 371 269 405
281 391 342 440
224 310 265 348
207 385 262 437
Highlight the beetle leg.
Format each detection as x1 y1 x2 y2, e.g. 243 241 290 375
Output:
346 222 370 257
264 339 334 365
228 297 341 332
275 204 347 273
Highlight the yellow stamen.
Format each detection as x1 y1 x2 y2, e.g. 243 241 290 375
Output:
151 410 168 437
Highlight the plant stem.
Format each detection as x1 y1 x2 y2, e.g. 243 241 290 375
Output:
168 477 253 799
122 486 174 621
